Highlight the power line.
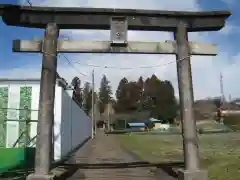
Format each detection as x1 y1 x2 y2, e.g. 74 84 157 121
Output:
22 0 191 71
23 0 32 6
59 54 89 77
58 54 92 86
20 0 188 86
70 54 192 70
22 0 91 83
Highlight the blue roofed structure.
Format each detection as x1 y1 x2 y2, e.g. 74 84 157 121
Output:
127 122 146 127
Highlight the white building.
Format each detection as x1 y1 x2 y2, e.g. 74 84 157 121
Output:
0 78 92 160
149 118 170 130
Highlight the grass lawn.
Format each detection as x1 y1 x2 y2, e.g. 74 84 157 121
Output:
118 132 240 180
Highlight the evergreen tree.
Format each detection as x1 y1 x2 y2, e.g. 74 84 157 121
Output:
137 76 144 111
114 75 178 123
98 75 112 113
151 79 178 124
82 82 91 113
142 75 160 110
115 77 129 112
125 81 142 111
116 77 128 100
137 76 144 92
71 76 83 107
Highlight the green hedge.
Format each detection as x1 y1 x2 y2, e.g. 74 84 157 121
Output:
113 119 127 130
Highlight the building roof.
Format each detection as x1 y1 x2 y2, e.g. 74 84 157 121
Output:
0 78 40 82
0 78 41 85
0 72 63 83
149 118 162 122
0 73 67 87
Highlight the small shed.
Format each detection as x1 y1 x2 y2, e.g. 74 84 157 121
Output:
149 118 170 130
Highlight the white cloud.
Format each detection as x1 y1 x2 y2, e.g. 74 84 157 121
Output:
3 0 238 100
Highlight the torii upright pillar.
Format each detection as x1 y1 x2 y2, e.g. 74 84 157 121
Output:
175 22 201 178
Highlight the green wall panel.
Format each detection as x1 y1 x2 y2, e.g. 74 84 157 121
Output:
0 87 8 147
19 87 32 147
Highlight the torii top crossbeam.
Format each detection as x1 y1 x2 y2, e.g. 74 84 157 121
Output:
0 4 231 32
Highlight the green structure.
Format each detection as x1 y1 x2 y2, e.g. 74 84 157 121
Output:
0 87 8 147
0 148 35 173
0 79 40 173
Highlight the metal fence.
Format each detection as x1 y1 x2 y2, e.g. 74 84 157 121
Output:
0 107 38 148
0 85 39 148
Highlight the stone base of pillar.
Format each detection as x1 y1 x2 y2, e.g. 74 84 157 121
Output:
26 173 55 180
178 169 208 180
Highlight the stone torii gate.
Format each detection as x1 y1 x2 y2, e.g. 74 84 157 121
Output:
0 4 230 180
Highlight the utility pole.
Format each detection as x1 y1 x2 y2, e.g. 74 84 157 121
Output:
29 23 59 179
219 72 225 124
220 72 225 103
107 103 110 132
94 97 98 135
91 69 95 138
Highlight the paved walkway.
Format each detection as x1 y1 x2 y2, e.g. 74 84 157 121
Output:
65 131 175 180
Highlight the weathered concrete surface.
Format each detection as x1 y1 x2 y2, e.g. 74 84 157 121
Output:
64 131 176 180
13 40 217 55
0 4 231 31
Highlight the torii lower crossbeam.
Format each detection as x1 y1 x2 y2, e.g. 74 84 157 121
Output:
13 40 217 55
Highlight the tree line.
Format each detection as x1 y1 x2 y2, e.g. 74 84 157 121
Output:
71 74 178 124
70 75 112 115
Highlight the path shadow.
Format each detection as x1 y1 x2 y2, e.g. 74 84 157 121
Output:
55 156 86 180
58 161 184 179
155 161 184 178
0 167 34 179
54 164 81 180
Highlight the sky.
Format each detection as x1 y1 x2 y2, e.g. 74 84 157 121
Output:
0 0 240 100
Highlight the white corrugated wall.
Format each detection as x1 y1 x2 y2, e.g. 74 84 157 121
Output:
59 88 92 159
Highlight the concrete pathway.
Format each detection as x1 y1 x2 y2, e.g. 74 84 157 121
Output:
65 131 176 180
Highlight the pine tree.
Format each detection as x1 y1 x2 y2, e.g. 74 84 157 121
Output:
114 75 178 123
115 77 129 112
71 76 83 107
125 81 141 111
137 76 144 111
82 82 90 113
86 89 93 115
98 75 112 113
116 77 128 100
